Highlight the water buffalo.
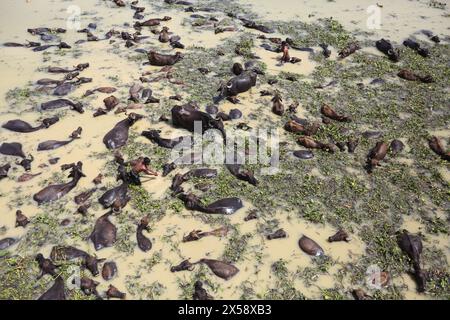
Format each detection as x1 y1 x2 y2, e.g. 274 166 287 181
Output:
147 51 183 66
33 162 85 204
50 245 104 276
90 212 117 251
136 216 152 252
171 103 226 140
2 117 59 133
0 142 26 158
103 113 144 149
195 259 239 280
215 71 257 103
37 127 82 151
376 38 400 62
38 276 66 300
178 193 243 215
98 165 131 208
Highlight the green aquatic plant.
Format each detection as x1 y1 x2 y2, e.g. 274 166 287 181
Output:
222 231 252 263
0 0 448 301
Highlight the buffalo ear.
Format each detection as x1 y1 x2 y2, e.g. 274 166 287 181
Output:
96 258 106 263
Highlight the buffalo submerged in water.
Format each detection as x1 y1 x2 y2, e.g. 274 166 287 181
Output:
171 102 226 140
103 113 144 149
98 165 131 209
215 70 257 103
33 162 85 205
2 117 59 133
178 193 243 215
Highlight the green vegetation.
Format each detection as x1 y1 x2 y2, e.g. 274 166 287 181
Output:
0 0 448 300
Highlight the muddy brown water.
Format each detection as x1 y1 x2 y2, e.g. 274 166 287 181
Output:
0 0 448 300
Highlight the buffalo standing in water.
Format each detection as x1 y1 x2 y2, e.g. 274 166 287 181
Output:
103 113 144 149
33 162 85 205
171 103 226 140
2 117 59 133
